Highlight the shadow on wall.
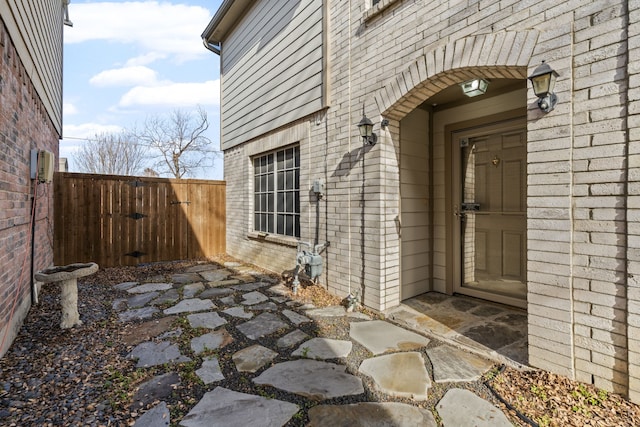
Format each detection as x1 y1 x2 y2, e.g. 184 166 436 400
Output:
331 144 375 178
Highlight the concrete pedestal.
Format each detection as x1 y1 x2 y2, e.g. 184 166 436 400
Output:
35 262 98 329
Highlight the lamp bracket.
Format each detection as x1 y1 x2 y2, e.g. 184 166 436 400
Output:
537 93 558 113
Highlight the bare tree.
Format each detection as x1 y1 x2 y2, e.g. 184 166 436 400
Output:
134 106 215 179
74 131 147 176
143 167 159 177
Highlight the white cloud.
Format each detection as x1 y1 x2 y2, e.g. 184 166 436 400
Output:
89 66 158 87
65 1 212 63
63 122 125 140
63 102 78 116
119 79 220 108
125 53 167 67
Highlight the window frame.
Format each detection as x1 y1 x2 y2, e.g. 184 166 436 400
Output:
253 145 300 238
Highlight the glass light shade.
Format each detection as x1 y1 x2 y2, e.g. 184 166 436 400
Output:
528 61 559 97
358 115 374 138
460 79 489 97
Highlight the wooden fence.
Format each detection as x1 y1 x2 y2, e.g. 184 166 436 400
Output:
53 172 225 267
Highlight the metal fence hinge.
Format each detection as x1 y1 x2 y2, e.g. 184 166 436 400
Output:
125 250 146 258
127 212 147 220
128 180 146 188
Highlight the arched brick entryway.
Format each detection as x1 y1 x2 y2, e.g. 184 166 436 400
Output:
374 30 539 121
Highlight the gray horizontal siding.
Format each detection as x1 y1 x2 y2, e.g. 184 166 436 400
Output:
221 0 323 150
1 0 63 135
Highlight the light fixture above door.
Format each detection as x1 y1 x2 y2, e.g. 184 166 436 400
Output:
460 79 489 97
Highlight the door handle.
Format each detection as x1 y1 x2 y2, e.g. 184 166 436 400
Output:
461 203 480 211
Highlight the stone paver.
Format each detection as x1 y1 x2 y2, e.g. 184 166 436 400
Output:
199 270 231 282
196 356 224 384
118 307 159 323
179 387 298 427
241 291 269 305
199 288 233 299
233 344 278 372
292 338 352 360
112 298 127 311
151 289 180 305
267 284 290 296
232 282 270 292
305 306 371 320
164 298 215 315
127 283 173 294
305 306 347 317
218 295 236 305
114 281 138 291
129 341 191 367
127 292 160 308
172 273 202 284
183 283 204 298
190 329 233 355
350 320 430 355
307 402 437 427
359 352 431 400
187 312 227 329
134 402 170 427
132 372 180 409
207 279 241 287
282 309 311 325
253 360 364 400
158 328 182 340
222 306 254 319
183 264 219 273
251 301 278 311
427 345 493 382
437 388 512 427
223 262 241 268
277 329 309 348
236 312 289 340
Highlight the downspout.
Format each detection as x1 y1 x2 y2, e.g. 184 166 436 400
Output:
202 38 221 55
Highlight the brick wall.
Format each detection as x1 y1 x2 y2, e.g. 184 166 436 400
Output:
625 0 640 402
0 18 57 357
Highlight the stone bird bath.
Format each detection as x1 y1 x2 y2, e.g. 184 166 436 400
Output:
35 262 99 329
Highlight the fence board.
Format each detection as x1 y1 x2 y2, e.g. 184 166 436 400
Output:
53 173 226 268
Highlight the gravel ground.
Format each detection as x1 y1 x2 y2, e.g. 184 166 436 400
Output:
1 257 639 426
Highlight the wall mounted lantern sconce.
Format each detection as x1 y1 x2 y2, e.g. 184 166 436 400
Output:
528 60 559 113
357 113 377 145
460 78 489 97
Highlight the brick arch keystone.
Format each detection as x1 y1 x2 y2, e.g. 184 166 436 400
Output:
374 30 540 121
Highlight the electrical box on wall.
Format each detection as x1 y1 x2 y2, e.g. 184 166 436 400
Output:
35 150 54 183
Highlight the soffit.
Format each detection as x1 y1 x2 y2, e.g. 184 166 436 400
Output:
421 79 525 111
202 0 254 43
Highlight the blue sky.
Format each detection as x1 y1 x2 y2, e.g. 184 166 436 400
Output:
61 0 223 179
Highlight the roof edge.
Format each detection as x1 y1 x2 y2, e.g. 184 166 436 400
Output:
201 0 253 44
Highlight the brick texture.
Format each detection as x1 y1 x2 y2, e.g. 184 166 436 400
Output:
0 18 57 357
